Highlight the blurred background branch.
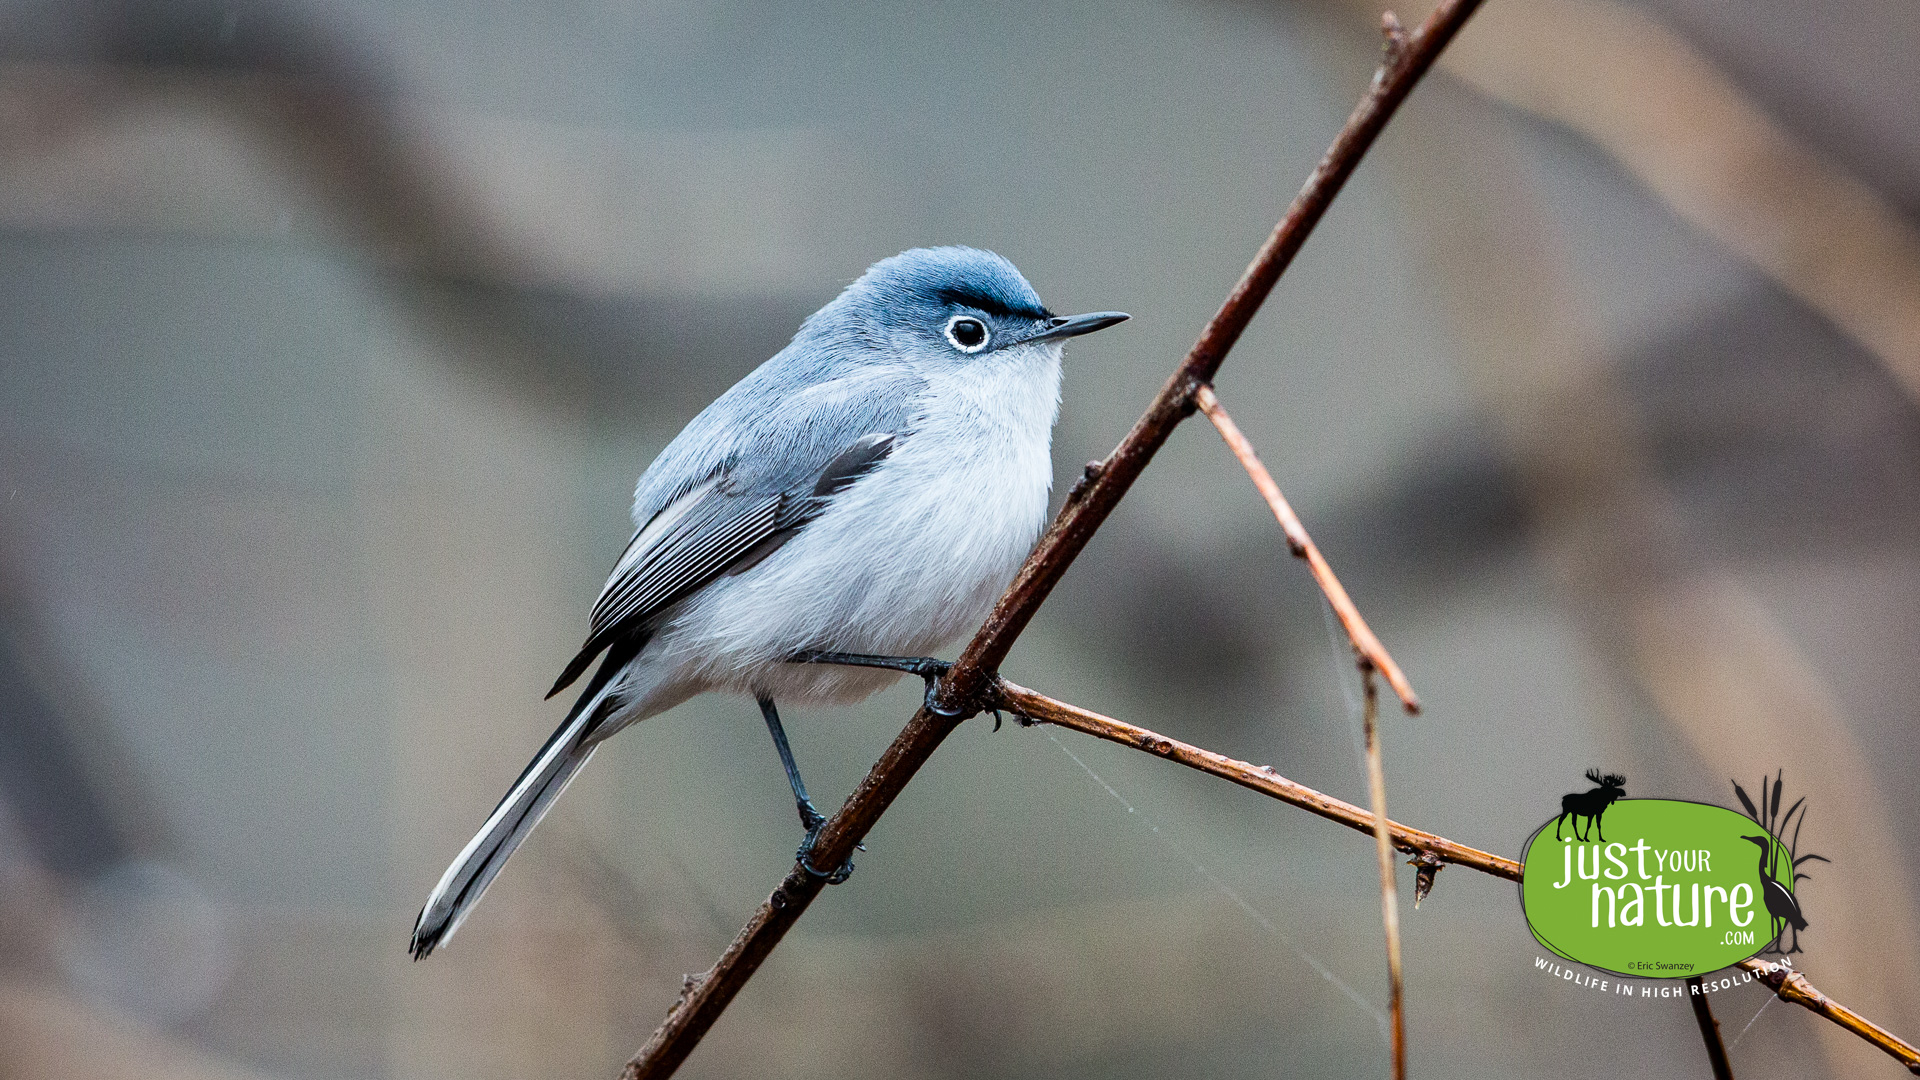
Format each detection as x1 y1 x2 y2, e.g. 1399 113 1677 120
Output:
1426 0 1920 405
1685 974 1736 1080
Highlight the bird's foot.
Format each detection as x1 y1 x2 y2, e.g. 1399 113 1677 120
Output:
796 820 855 884
791 797 859 883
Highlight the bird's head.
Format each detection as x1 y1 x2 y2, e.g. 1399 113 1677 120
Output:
810 246 1127 372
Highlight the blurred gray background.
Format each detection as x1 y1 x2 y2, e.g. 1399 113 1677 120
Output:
1 0 1917 1077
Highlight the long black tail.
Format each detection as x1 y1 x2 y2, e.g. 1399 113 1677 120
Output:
409 634 645 958
408 707 597 958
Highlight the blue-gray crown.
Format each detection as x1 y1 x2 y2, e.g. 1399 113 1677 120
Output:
852 246 1052 321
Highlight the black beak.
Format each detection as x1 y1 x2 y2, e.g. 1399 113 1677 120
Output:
1023 310 1130 345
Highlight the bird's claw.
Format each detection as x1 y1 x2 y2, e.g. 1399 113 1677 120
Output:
796 823 855 884
918 660 960 715
792 798 856 881
912 660 1006 723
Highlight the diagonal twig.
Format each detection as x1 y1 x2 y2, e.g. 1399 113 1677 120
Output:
998 678 1920 1075
1192 382 1419 713
618 4 1486 1075
994 679 1513 875
1358 670 1406 1078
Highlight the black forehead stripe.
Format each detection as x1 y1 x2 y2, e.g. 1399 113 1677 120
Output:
934 284 1051 321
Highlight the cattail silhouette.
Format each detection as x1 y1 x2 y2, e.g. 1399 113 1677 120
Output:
1732 772 1828 955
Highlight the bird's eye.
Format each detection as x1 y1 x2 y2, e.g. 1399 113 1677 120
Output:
944 315 990 353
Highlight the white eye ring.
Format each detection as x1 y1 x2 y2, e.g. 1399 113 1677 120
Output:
944 315 991 353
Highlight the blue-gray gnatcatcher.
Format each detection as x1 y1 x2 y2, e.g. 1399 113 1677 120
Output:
411 247 1126 957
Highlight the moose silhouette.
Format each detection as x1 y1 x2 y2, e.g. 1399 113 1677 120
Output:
1555 769 1626 842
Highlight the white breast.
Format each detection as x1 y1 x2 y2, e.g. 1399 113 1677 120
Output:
647 343 1063 706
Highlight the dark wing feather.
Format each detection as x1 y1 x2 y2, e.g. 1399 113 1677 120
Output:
546 433 902 699
547 483 782 697
587 490 781 635
719 436 896 580
813 433 896 497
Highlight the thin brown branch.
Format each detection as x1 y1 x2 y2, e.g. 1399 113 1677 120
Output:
994 680 1518 878
1686 975 1737 1080
619 4 1485 1076
1360 672 1407 1079
1192 382 1420 713
1000 679 1920 1076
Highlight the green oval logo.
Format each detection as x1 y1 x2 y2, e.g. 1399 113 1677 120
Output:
1520 799 1795 977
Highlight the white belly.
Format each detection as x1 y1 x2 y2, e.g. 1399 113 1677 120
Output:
631 345 1062 709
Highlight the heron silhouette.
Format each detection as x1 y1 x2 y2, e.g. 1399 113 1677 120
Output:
1742 834 1808 954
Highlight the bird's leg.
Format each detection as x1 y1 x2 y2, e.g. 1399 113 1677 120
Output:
758 695 823 832
788 650 956 713
757 695 853 884
789 649 951 680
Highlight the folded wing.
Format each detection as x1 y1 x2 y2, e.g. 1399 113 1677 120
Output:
546 430 905 701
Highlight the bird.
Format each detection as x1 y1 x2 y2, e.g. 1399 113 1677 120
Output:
1741 834 1808 954
409 246 1128 958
